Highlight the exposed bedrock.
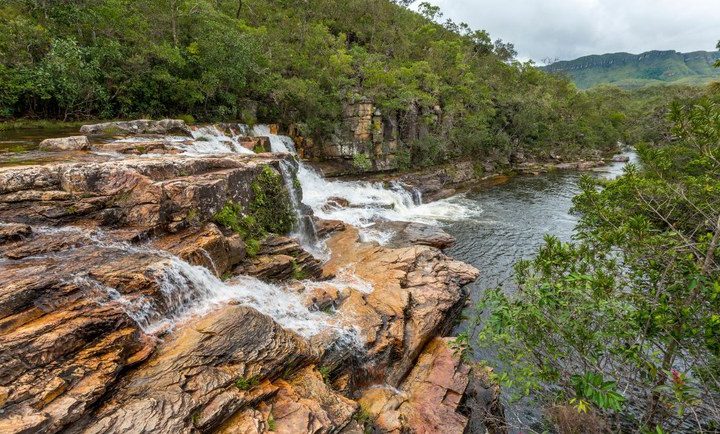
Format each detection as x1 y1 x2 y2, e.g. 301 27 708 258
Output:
79 119 193 137
0 151 496 433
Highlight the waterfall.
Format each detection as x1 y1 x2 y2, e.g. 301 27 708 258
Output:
252 125 297 154
278 160 327 259
186 125 255 155
36 225 334 338
178 124 481 243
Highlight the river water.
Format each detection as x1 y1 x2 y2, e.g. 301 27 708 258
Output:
2 124 638 430
439 154 638 431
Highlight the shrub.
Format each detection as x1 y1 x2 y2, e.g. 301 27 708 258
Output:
352 152 373 171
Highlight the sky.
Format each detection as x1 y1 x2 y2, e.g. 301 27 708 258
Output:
420 0 720 63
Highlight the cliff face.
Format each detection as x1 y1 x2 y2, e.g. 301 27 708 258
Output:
544 50 720 89
0 124 502 433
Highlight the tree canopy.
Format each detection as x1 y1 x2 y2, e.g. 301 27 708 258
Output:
1 0 632 166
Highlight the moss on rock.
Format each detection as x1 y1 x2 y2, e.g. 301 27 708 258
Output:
212 164 296 257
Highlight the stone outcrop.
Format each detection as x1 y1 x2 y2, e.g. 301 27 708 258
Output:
0 154 291 237
78 305 317 434
218 366 359 434
234 235 323 282
153 223 247 278
321 226 479 386
0 139 493 433
299 98 399 172
80 119 193 137
359 338 471 433
39 136 91 152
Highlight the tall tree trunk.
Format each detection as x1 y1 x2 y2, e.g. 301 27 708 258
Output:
171 0 179 47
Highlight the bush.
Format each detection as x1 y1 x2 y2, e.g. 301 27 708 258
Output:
352 152 373 171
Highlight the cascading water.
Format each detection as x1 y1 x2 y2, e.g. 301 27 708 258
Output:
247 125 482 237
278 160 327 259
34 226 336 338
174 123 480 245
252 125 297 154
186 125 255 155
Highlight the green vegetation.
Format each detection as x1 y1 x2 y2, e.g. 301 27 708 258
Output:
352 153 373 171
212 166 294 255
249 166 295 235
545 50 720 89
1 0 629 168
317 366 331 383
234 375 259 391
0 119 85 131
290 260 308 281
352 407 373 427
267 413 276 431
476 86 720 431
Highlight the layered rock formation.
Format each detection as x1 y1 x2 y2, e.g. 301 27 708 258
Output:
0 129 500 433
79 119 193 137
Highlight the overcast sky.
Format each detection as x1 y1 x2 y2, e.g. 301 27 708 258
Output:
420 0 720 63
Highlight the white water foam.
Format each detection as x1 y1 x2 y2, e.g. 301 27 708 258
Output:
29 226 338 338
246 124 483 239
252 124 297 154
303 266 375 295
149 258 331 337
184 125 255 155
296 163 482 228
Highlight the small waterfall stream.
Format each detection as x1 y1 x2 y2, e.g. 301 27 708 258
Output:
33 226 331 337
68 124 479 339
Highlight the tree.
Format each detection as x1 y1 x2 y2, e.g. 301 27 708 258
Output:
477 93 720 432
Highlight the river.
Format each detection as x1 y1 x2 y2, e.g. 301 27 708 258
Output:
439 152 638 431
2 124 638 431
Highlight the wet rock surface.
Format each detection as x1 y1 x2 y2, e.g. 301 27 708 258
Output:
321 226 479 386
234 235 323 282
0 140 493 433
0 153 288 234
371 221 456 249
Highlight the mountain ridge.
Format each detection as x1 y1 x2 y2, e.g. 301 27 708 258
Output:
544 49 720 89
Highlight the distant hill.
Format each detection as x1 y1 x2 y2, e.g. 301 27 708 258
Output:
544 50 720 89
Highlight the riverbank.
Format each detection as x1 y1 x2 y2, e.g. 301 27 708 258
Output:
0 121 506 433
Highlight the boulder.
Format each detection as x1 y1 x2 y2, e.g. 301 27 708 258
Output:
80 119 193 137
321 226 479 386
372 221 456 249
38 136 90 152
154 223 247 277
359 338 471 434
77 306 317 434
219 366 359 434
612 154 630 163
234 236 323 281
321 196 350 212
314 218 346 238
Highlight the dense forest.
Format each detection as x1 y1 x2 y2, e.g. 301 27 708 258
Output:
1 0 635 167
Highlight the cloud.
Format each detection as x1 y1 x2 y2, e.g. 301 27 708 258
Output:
420 0 720 62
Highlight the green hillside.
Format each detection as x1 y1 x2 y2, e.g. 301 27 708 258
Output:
0 0 629 167
545 50 720 89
